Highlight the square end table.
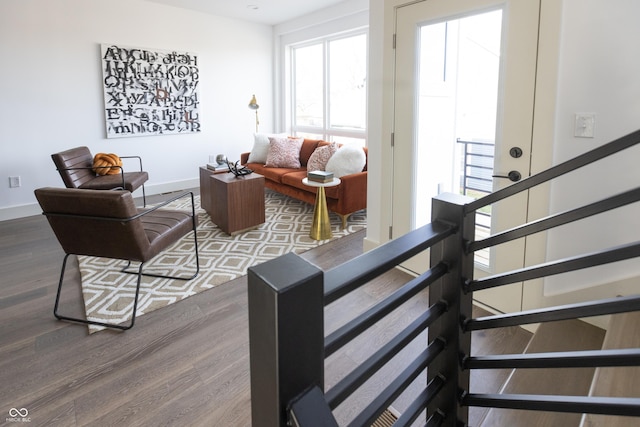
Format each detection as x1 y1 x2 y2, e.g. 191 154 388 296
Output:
199 167 265 235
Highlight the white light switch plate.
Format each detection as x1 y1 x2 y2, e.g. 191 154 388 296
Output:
574 113 595 138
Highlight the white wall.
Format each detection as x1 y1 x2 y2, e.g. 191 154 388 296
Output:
544 0 640 295
0 0 273 220
367 0 640 300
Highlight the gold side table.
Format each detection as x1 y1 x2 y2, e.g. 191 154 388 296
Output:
302 177 341 240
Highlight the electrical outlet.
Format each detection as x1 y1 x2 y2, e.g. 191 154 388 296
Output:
9 176 21 188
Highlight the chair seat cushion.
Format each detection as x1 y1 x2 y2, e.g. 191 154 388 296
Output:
79 171 149 192
141 208 197 260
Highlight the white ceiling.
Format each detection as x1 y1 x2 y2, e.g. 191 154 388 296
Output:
144 0 347 25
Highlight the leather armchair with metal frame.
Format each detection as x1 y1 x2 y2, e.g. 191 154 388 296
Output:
34 187 200 330
51 146 149 206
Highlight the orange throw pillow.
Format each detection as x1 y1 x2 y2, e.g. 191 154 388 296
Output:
92 153 123 175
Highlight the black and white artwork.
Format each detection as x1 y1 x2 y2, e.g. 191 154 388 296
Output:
101 44 201 138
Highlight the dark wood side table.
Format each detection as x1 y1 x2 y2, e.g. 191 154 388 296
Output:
199 167 265 235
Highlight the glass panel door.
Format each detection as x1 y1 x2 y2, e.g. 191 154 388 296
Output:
414 10 502 267
393 0 541 313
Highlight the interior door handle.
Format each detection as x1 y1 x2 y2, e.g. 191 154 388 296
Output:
492 171 522 182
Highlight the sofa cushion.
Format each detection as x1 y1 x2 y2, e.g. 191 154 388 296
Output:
245 162 304 184
307 142 338 172
247 133 287 164
326 145 366 178
281 171 341 199
299 139 323 166
265 136 304 168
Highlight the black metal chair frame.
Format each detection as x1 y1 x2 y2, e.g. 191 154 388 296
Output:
50 191 199 331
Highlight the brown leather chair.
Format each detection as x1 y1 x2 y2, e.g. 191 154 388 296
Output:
51 146 149 206
34 187 199 330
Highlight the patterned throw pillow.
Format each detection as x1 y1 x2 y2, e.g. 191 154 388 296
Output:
265 137 304 168
247 133 287 163
307 143 338 172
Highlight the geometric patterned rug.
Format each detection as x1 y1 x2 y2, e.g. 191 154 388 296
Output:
78 189 366 333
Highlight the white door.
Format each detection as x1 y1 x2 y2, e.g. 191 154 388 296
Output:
392 0 540 313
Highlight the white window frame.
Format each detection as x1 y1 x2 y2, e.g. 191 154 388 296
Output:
287 30 368 145
274 7 369 145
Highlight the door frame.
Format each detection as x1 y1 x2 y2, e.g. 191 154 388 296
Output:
364 0 561 316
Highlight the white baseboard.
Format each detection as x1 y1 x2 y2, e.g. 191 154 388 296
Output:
363 236 380 253
0 203 42 221
0 178 200 222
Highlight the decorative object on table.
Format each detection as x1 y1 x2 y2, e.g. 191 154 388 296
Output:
227 160 253 177
101 44 200 138
307 170 334 183
248 94 260 133
206 162 228 172
206 154 228 172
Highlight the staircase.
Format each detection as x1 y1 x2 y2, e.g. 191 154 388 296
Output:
467 308 640 427
476 316 604 426
581 311 640 427
247 129 640 426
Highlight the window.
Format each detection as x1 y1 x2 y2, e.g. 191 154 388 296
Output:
288 31 367 146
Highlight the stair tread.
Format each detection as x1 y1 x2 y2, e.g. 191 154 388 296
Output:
468 306 533 426
582 311 640 427
480 319 605 427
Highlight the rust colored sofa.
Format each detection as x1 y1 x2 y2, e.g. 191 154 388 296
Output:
241 139 367 228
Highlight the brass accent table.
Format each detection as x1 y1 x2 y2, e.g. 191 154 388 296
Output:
302 177 341 240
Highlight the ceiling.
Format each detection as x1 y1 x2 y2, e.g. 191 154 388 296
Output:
144 0 347 26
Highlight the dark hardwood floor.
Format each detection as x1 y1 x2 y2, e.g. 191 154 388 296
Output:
0 191 532 426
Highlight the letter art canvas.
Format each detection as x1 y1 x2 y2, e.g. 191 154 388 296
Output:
101 44 201 138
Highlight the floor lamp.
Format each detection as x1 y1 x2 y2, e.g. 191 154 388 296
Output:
248 94 259 133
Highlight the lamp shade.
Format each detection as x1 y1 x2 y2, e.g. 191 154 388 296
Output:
249 94 260 132
248 94 259 110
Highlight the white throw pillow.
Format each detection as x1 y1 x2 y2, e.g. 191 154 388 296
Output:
248 133 286 164
325 145 366 178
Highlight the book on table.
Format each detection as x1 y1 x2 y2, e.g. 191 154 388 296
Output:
307 170 334 183
207 163 228 172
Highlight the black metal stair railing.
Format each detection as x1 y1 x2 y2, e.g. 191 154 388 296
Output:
247 129 640 426
458 128 640 419
247 216 461 427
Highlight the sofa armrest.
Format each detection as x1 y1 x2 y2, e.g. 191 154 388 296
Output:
240 152 250 165
331 171 367 215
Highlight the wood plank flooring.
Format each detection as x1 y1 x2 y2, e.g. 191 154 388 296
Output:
0 191 417 426
0 190 539 426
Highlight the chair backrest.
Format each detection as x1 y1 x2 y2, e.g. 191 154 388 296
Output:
51 146 96 188
34 187 150 261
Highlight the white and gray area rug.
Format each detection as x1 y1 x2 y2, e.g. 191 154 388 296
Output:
78 189 366 332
